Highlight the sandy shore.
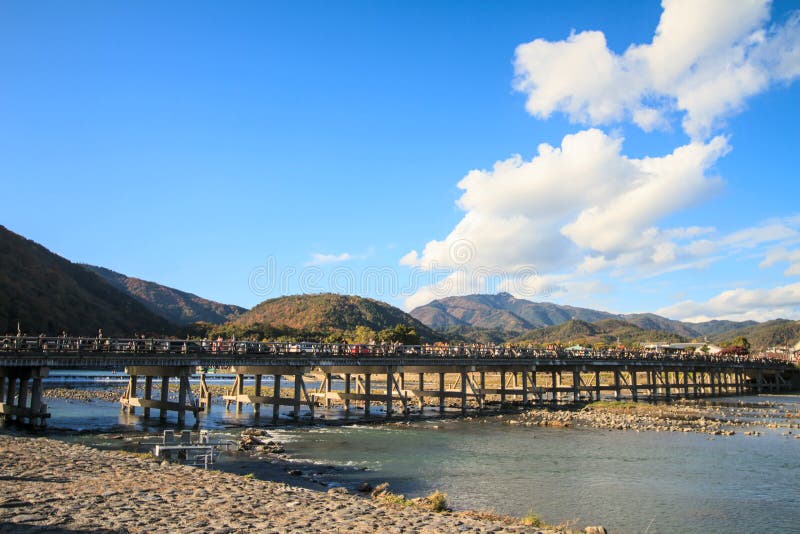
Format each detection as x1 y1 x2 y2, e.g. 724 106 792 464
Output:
0 433 606 533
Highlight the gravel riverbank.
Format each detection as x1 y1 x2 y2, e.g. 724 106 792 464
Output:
504 399 800 436
0 434 606 533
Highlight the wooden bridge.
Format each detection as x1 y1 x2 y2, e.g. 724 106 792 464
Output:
1 337 797 427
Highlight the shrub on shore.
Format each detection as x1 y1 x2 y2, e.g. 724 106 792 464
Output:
424 491 449 512
521 510 543 527
370 483 450 513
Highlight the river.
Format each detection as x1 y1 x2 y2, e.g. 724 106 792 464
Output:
35 374 800 533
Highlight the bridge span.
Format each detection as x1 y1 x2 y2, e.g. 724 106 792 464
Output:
1 337 797 426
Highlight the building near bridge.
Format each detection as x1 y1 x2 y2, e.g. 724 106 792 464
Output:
642 342 722 355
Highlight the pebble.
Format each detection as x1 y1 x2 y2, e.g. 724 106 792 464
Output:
510 400 793 437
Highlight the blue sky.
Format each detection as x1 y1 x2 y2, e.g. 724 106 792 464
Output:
2 1 799 321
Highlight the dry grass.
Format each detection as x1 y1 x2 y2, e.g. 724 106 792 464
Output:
370 484 450 513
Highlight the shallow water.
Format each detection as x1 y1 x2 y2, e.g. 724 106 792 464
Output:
269 403 800 534
37 387 800 534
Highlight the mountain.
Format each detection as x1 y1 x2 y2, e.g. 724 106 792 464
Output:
687 319 759 337
712 319 800 350
227 293 437 341
412 293 759 342
410 293 616 332
622 313 701 338
0 225 173 336
438 325 516 345
513 318 686 347
84 265 245 325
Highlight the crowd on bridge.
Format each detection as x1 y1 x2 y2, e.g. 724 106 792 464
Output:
1 332 794 368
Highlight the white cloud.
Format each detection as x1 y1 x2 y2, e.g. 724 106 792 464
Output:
657 282 800 322
497 273 613 305
306 252 352 266
760 247 800 275
401 129 733 308
513 0 800 138
403 129 727 275
721 222 798 249
402 271 491 310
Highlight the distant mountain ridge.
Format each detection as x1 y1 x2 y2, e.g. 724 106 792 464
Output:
411 293 755 339
411 293 616 333
709 319 800 349
513 318 686 346
0 225 173 336
84 265 246 325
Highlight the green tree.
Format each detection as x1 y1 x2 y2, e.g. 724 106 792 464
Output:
378 324 420 344
732 336 751 353
352 325 377 344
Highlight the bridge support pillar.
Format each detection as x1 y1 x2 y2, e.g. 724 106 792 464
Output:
143 376 153 417
499 371 507 406
273 374 282 421
293 374 302 418
594 370 601 401
521 371 528 407
253 375 263 416
18 378 28 418
324 373 332 409
160 377 170 420
197 373 209 413
480 372 487 410
122 375 138 415
365 373 372 415
343 374 351 413
459 371 467 415
572 370 580 402
417 373 425 410
122 366 199 426
386 370 394 418
236 374 245 413
177 376 189 425
0 367 50 427
433 373 442 413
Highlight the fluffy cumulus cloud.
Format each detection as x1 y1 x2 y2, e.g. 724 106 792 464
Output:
401 1 800 319
657 283 800 322
513 0 800 138
402 129 727 276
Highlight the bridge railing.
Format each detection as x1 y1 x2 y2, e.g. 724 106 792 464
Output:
0 336 794 369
